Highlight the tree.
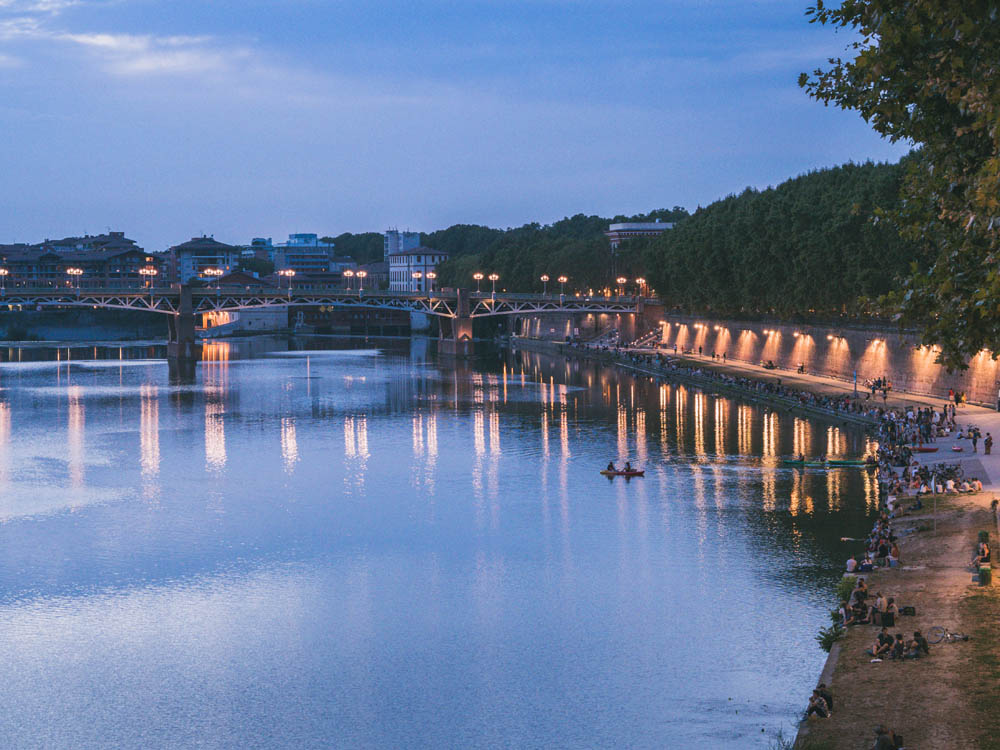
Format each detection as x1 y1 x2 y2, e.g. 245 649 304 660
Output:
800 1 1000 370
239 257 274 276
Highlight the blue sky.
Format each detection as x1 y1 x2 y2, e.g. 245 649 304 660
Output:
0 0 908 250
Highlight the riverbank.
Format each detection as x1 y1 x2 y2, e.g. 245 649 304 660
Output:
795 494 1000 749
511 337 878 427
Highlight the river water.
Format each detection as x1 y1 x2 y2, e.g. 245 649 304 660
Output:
0 337 878 749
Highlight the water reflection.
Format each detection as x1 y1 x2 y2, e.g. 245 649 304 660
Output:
0 339 880 750
140 385 160 480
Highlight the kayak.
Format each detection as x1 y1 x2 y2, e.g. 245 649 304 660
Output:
600 470 645 477
912 446 939 453
826 459 870 466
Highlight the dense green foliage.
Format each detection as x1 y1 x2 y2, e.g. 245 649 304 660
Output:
801 1 1000 369
643 160 928 317
238 257 274 276
321 233 384 265
433 209 688 292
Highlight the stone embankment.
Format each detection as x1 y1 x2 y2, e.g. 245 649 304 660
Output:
510 337 878 427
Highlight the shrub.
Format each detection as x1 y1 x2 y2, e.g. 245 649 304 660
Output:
816 623 844 653
835 575 856 603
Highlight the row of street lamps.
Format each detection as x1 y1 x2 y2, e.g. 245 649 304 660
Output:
0 265 158 293
0 265 650 298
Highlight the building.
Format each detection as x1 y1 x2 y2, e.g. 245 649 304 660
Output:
604 220 674 251
358 261 388 290
270 233 337 275
0 232 168 287
169 236 242 283
384 229 421 261
388 247 448 292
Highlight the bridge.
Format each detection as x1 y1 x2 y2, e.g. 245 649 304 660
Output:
0 284 647 359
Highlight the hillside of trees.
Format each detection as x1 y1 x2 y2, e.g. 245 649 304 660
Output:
643 158 931 318
321 160 926 317
430 209 688 292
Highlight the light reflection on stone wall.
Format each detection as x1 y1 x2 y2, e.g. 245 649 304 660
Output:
659 315 1000 404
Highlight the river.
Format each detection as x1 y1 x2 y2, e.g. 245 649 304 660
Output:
0 337 878 748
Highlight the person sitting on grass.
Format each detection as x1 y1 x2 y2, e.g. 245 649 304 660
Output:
805 689 829 719
866 627 893 658
816 683 833 712
971 541 991 568
851 577 869 605
889 633 906 660
888 542 901 567
838 600 856 627
912 631 930 657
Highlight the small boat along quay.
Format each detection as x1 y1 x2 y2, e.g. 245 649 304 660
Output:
511 337 1000 749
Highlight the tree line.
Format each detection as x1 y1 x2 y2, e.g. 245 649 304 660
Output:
643 158 932 319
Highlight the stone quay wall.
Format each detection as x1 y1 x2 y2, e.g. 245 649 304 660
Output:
658 314 1000 406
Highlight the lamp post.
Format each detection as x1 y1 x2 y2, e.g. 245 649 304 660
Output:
138 266 158 289
426 271 436 293
557 275 568 297
540 274 550 295
356 269 367 292
343 268 355 291
203 267 224 290
66 267 83 293
277 268 296 297
0 268 8 294
488 273 499 295
473 272 484 293
411 271 423 293
635 277 647 297
616 276 627 298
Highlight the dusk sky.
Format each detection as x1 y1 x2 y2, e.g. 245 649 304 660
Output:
1 0 909 250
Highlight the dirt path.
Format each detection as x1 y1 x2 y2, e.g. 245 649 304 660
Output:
797 495 1000 749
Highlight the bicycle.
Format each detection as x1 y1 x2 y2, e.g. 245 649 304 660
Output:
927 625 970 644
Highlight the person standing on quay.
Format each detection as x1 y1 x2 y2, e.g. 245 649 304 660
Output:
972 429 980 453
985 433 993 455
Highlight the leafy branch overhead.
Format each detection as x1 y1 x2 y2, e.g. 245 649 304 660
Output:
800 0 1000 370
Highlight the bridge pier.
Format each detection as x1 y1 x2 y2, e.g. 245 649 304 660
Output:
166 284 202 362
438 289 474 358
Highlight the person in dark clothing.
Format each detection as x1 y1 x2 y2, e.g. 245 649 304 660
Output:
913 631 930 656
873 726 898 750
890 633 906 660
816 683 833 712
866 627 892 658
805 690 829 718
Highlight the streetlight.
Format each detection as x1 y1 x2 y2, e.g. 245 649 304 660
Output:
488 273 499 294
203 267 224 290
557 275 568 296
0 268 8 294
343 268 355 290
473 272 484 293
356 269 367 292
635 277 647 297
66 267 83 293
426 271 436 293
277 268 296 297
616 276 627 297
412 271 423 292
139 266 158 289
540 274 550 295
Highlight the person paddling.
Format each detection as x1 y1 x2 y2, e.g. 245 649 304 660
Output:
624 461 633 472
607 461 617 472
